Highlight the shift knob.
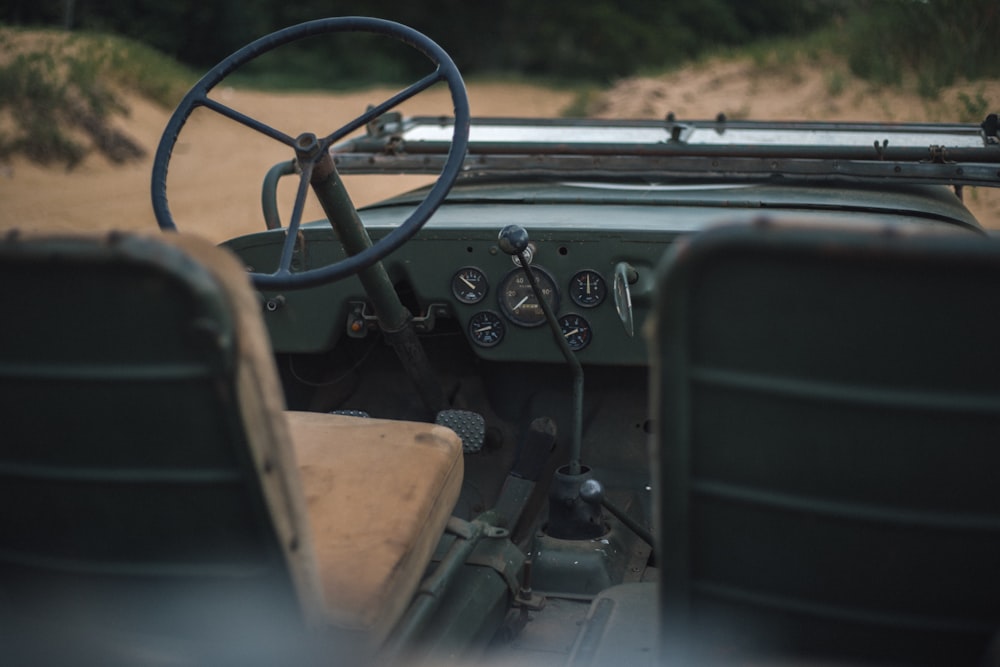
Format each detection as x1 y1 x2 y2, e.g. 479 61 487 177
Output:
579 478 605 505
498 225 530 255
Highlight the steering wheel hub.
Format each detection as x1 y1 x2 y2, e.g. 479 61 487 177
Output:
294 133 323 159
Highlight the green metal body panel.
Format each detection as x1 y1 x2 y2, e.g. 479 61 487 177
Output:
409 564 511 659
226 179 977 368
567 583 657 667
530 525 634 598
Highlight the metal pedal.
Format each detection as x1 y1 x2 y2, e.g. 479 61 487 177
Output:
435 409 486 453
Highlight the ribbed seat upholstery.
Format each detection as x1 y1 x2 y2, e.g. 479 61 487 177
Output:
649 221 1000 665
0 231 462 664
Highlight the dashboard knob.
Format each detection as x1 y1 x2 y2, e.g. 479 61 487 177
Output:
498 225 530 255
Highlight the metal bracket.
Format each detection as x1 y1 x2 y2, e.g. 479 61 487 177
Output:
512 590 546 612
983 113 998 144
928 145 950 164
345 300 450 338
465 526 532 604
874 139 889 160
365 109 403 138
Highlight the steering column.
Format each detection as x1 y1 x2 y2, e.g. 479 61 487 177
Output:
298 132 447 412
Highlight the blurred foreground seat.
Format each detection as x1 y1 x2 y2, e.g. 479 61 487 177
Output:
0 231 463 665
649 220 1000 665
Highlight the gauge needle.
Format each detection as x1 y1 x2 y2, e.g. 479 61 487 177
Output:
586 275 591 294
564 328 580 337
461 276 476 289
475 325 493 333
512 296 530 311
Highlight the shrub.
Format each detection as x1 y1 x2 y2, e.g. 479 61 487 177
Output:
0 28 195 167
844 0 1000 97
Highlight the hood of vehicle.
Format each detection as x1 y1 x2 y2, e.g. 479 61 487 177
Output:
360 179 982 232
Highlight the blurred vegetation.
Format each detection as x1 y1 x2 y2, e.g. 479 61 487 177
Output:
3 0 834 84
0 29 195 167
842 0 999 97
0 0 997 167
4 1 996 89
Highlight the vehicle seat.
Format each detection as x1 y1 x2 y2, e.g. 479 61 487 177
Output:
649 220 1000 665
0 231 463 664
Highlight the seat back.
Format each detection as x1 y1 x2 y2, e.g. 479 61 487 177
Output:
649 221 1000 665
0 232 323 661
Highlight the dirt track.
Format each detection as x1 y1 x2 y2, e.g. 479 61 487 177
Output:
1 62 998 240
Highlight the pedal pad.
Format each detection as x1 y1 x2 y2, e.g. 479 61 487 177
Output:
435 409 486 453
329 409 371 418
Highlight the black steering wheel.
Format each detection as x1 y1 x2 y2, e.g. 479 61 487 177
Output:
151 17 470 289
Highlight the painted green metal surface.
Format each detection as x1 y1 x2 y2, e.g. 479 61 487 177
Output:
226 177 978 367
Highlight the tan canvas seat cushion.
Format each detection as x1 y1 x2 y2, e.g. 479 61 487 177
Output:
161 234 465 645
286 410 464 645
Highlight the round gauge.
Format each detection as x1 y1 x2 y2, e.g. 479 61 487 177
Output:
570 270 606 308
559 314 593 351
468 311 505 348
452 267 488 304
498 266 559 328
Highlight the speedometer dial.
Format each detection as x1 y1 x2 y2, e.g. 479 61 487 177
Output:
498 266 559 328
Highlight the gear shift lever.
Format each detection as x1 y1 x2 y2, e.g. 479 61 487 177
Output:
498 224 604 539
498 224 584 476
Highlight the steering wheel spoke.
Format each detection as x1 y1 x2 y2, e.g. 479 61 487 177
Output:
151 17 470 289
198 96 298 147
274 160 315 275
322 69 446 146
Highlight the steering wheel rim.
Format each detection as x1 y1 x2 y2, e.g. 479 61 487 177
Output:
151 17 470 289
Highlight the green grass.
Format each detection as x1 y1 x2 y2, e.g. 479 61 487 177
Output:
616 12 998 114
0 27 196 167
79 32 196 107
560 87 600 119
692 27 843 73
841 0 999 98
957 88 990 123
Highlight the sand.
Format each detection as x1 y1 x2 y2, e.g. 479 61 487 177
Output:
0 83 575 243
2 61 997 241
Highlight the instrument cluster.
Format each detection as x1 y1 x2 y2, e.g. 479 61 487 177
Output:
451 265 607 351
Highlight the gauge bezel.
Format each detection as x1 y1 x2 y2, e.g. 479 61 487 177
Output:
613 263 634 337
558 313 593 351
498 265 560 328
569 269 607 308
467 310 506 348
451 266 489 304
